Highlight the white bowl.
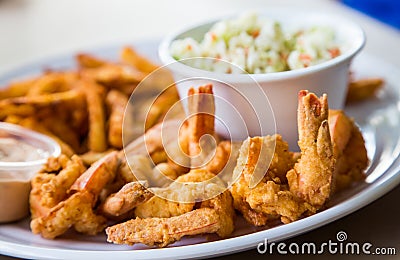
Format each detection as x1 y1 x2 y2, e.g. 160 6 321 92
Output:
0 122 61 222
159 11 365 149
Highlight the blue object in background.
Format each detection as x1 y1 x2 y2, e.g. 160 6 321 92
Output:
342 0 400 30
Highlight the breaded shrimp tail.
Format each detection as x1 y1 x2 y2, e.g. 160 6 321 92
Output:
287 90 335 207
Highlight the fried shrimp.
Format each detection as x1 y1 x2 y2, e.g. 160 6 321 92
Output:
231 91 336 225
31 191 106 239
328 110 368 192
106 208 220 247
246 181 316 223
287 90 335 207
30 154 86 219
230 135 296 225
107 190 234 247
134 169 218 218
69 151 120 195
30 152 120 239
100 182 153 217
186 84 216 168
107 169 235 247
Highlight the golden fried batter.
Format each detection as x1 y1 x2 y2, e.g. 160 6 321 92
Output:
134 196 194 218
328 110 368 192
230 135 296 225
287 90 334 207
231 91 336 225
31 152 120 239
107 208 220 247
187 84 216 168
108 167 235 247
70 151 120 196
134 169 217 218
199 189 235 238
30 154 86 219
31 191 107 239
205 141 232 175
101 182 153 217
246 181 316 224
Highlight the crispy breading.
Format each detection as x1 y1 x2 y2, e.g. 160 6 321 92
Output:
287 91 334 207
205 140 231 175
246 181 316 224
187 84 216 168
199 190 235 238
30 151 120 239
100 182 153 217
107 208 220 247
231 91 337 225
31 191 106 239
109 168 234 247
69 151 120 195
134 196 194 218
328 110 368 192
230 135 295 225
30 155 86 219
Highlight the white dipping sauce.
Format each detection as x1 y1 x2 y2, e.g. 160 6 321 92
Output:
0 138 48 162
0 179 31 222
0 137 47 223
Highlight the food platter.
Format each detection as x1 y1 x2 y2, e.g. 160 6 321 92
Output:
0 40 400 259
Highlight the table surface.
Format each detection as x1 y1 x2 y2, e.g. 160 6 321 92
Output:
0 0 399 259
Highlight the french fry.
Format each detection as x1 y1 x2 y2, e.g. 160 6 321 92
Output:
77 78 108 152
80 149 116 166
0 89 85 120
105 89 128 149
76 53 107 68
346 77 384 103
18 117 75 157
120 46 159 73
1 46 178 162
40 116 81 153
150 149 168 165
112 83 138 96
81 64 147 87
60 98 89 138
0 78 37 100
0 104 35 119
4 115 23 125
0 89 84 107
145 86 180 130
27 72 76 96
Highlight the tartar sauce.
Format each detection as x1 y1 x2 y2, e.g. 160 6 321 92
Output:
0 135 51 222
0 137 48 163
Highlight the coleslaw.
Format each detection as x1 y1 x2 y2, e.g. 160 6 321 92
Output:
170 13 342 74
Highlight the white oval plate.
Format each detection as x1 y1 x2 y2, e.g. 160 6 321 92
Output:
0 40 400 260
